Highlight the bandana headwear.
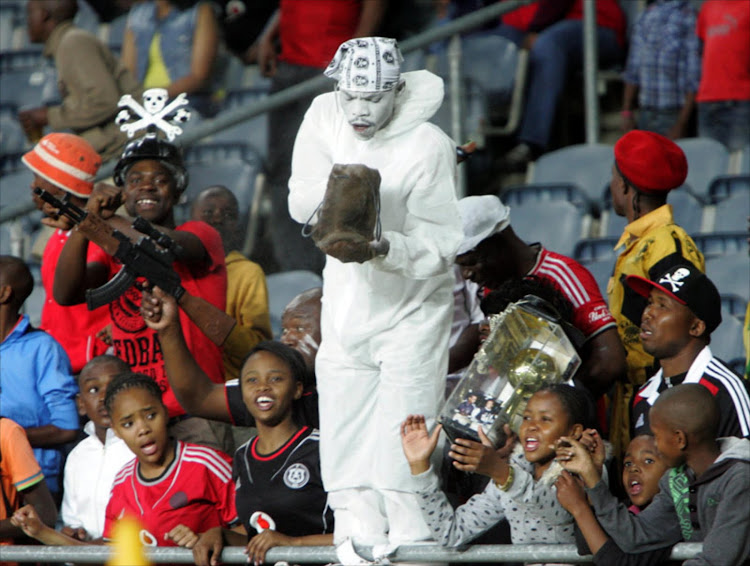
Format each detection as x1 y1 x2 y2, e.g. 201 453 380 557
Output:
325 37 403 92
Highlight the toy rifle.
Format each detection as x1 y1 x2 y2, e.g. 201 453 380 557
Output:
33 187 236 347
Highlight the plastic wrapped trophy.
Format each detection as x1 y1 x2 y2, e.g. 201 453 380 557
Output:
438 295 582 448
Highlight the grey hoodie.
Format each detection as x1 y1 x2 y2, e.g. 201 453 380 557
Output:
586 437 750 566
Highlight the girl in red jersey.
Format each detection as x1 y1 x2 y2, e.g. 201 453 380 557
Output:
10 372 239 548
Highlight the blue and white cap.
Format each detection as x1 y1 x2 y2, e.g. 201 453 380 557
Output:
325 37 403 92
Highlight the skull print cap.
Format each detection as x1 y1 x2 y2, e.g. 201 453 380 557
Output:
626 263 721 334
325 37 403 92
23 133 101 198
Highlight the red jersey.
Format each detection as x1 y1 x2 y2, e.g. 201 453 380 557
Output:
696 1 750 102
89 221 227 417
279 0 362 68
103 442 237 546
40 230 110 373
529 247 616 339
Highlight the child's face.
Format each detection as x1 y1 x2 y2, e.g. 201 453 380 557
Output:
622 435 668 508
520 390 579 467
77 361 123 431
649 411 684 469
241 351 303 427
110 387 171 475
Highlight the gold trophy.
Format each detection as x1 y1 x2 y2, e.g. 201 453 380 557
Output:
439 295 581 448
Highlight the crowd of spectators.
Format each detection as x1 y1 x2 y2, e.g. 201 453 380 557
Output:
1 2 749 566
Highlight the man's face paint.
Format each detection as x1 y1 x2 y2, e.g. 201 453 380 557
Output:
339 88 398 141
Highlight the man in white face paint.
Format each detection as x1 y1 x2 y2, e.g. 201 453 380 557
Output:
288 37 463 552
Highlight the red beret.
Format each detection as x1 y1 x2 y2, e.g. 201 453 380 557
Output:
614 130 688 193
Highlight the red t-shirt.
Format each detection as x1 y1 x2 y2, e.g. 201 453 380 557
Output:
696 0 750 102
103 442 237 546
89 221 227 417
529 248 616 339
41 230 111 373
279 0 362 68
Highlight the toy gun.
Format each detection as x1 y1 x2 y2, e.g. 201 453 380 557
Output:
33 187 236 347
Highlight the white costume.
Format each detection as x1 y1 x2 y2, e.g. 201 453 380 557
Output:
289 57 462 544
60 422 134 539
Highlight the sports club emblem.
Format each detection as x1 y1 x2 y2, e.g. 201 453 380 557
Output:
249 511 276 533
283 463 310 489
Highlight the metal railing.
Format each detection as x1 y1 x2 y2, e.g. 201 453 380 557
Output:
1 542 704 564
0 0 537 224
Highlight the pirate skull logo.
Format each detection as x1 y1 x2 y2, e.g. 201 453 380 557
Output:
143 88 169 114
353 75 369 87
659 267 691 292
354 56 369 69
382 51 395 64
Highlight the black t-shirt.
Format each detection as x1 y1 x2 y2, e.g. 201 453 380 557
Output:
225 381 319 428
233 426 334 538
215 0 279 56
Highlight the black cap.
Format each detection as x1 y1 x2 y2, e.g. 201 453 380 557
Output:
625 264 722 335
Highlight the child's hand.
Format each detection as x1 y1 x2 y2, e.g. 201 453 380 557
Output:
141 286 179 331
245 531 293 566
166 524 199 549
556 436 601 488
554 470 590 516
578 428 606 475
10 505 45 538
449 426 510 480
400 415 442 475
192 526 224 566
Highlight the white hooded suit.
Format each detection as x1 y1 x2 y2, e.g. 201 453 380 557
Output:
289 69 462 540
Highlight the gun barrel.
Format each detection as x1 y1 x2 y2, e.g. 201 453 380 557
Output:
32 187 87 223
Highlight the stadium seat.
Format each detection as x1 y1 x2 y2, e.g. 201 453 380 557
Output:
692 232 747 257
529 144 614 209
0 3 18 52
573 237 619 264
708 174 750 203
265 270 322 338
0 167 32 213
74 0 100 35
0 51 58 108
0 111 27 156
676 138 730 199
510 199 586 257
714 190 750 233
710 308 745 364
705 253 750 301
668 187 705 233
721 294 748 321
201 88 269 157
501 183 592 212
579 259 613 297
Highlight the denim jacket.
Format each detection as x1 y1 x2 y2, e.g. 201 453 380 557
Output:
127 1 198 83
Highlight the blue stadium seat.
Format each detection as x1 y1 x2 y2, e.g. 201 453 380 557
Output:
265 270 322 338
0 3 18 52
692 232 747 257
0 167 32 213
510 199 586 257
721 294 748 321
705 253 750 301
708 174 750 203
74 0 100 35
710 308 745 364
529 144 614 208
714 190 750 233
669 187 705 233
676 138 730 199
579 259 613 297
106 13 128 49
501 183 592 213
0 110 27 156
0 50 58 108
573 237 619 264
200 88 269 158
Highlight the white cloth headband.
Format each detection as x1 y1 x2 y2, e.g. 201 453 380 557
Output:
325 37 403 92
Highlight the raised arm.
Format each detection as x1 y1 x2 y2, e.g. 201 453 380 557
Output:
141 287 231 422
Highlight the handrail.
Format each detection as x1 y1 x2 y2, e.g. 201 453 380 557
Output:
0 0 535 223
1 542 704 564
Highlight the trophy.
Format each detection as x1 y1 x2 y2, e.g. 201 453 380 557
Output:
438 295 582 448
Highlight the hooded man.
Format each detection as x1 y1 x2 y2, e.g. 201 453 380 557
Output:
288 37 463 549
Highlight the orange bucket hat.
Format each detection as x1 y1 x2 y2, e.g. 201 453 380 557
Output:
22 133 102 198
